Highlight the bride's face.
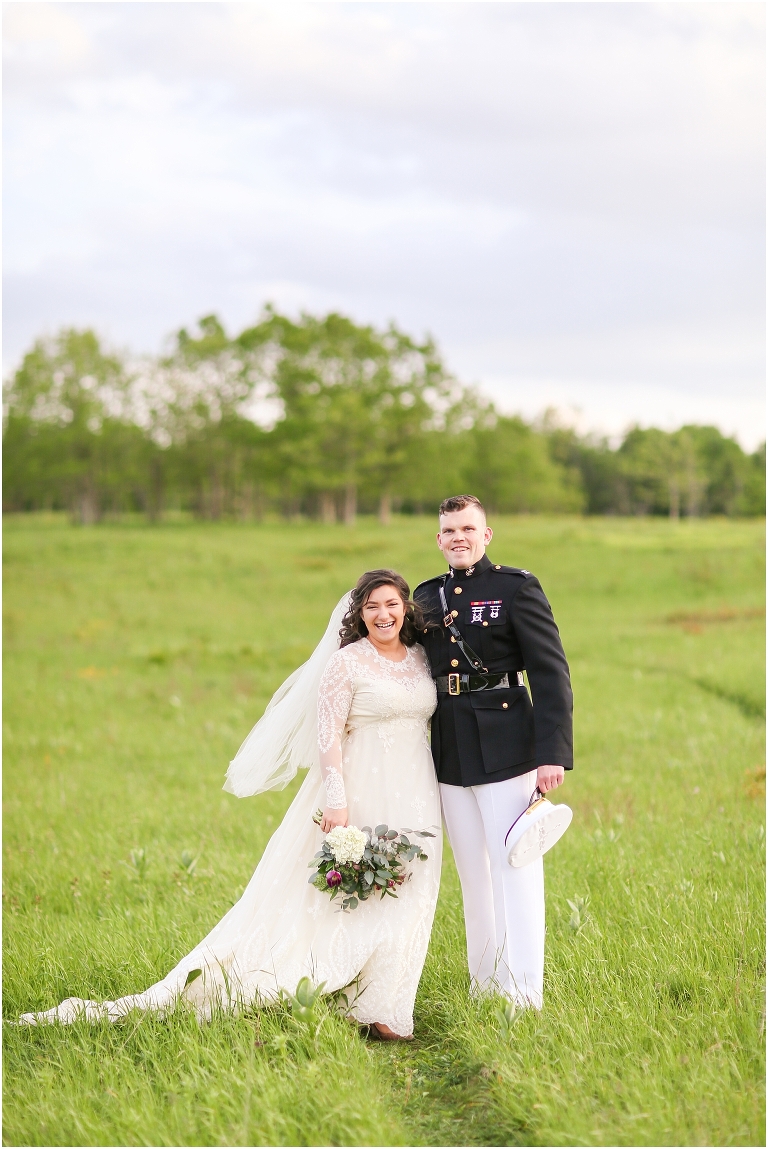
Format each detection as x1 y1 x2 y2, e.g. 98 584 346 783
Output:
362 585 406 646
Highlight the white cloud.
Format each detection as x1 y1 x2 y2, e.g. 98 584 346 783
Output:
3 1 764 447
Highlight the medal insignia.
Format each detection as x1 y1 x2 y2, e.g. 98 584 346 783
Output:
470 600 502 623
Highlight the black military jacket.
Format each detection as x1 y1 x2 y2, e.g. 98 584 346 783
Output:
414 553 573 787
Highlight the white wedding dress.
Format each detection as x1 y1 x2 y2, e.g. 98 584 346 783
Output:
19 638 442 1037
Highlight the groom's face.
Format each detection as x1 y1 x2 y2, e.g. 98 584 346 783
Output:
437 507 493 569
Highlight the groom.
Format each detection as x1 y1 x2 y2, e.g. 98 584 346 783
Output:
414 494 573 1007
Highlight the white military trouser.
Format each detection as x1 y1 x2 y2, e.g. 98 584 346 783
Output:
440 770 545 1009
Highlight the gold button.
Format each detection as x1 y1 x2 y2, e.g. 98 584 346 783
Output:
495 565 501 569
450 636 456 643
423 628 428 633
502 702 508 709
482 621 488 627
451 659 459 668
454 586 462 594
452 610 459 618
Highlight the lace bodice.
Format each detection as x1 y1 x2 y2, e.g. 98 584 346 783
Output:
317 639 437 808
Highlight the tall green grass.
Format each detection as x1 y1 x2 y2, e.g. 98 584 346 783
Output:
3 514 765 1146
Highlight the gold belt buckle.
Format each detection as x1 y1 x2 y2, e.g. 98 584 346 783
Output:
448 673 461 695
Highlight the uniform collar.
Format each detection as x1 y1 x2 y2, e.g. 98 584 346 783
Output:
449 553 492 580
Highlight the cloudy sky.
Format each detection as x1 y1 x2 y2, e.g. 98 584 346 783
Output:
4 2 765 446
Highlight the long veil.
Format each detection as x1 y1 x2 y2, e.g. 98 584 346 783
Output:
222 592 352 797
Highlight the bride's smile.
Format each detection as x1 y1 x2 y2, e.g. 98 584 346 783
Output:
361 587 407 660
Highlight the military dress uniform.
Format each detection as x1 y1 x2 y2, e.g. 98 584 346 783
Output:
414 552 573 1007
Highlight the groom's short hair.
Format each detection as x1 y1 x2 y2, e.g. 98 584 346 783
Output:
439 494 486 518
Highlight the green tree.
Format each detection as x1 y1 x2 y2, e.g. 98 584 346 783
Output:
738 442 766 516
3 329 150 521
463 414 585 513
144 315 280 519
679 425 756 515
235 309 463 523
617 425 759 517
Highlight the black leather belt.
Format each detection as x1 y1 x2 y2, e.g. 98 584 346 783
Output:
436 672 525 695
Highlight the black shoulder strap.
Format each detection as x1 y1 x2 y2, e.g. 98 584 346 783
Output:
438 576 488 673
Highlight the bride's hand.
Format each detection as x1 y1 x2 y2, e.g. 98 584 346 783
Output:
320 806 348 834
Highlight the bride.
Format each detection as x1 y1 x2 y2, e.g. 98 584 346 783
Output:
19 570 442 1041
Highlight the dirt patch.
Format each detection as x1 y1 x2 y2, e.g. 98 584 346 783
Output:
745 765 766 800
666 607 765 634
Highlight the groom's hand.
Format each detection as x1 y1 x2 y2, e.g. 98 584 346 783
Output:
537 765 565 794
321 806 348 833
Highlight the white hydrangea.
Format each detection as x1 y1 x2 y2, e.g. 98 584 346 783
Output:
325 825 368 866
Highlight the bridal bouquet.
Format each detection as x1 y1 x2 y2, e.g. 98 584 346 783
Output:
309 812 435 912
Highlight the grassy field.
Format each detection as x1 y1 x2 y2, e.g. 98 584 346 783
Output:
2 513 765 1148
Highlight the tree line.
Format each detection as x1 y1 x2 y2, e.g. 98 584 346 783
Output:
3 308 765 523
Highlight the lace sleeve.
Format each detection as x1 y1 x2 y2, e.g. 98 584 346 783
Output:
317 650 353 809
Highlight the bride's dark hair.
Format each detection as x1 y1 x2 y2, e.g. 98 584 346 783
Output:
339 570 424 648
